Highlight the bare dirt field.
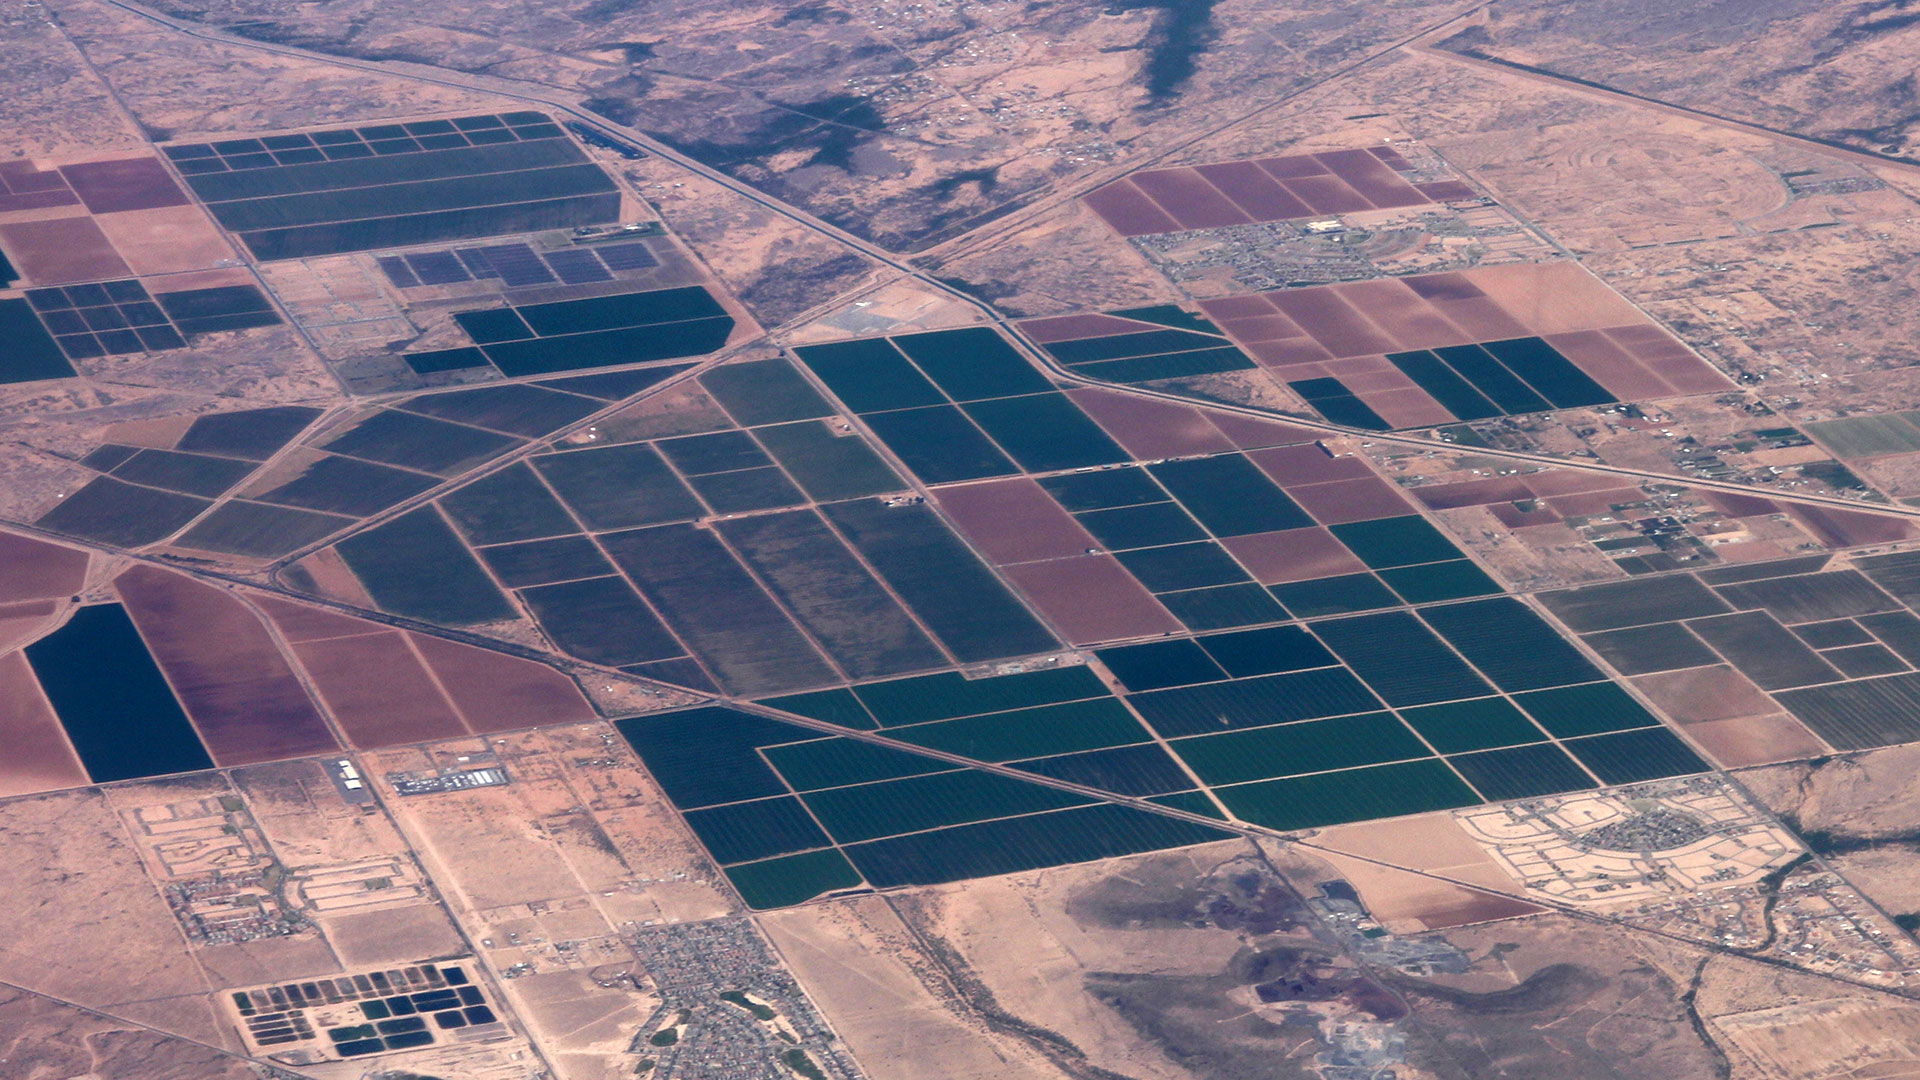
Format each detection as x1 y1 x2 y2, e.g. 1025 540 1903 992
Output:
496 967 658 1080
0 651 89 797
91 203 239 276
46 0 503 136
1711 995 1920 1080
406 630 598 733
292 630 470 747
1631 665 1832 767
761 894 1077 1080
319 904 466 970
0 984 254 1080
1290 814 1544 932
0 530 90 601
233 757 464 969
1741 746 1920 924
0 786 221 1036
372 723 734 991
0 214 132 284
882 838 1365 1080
1401 912 1741 1078
115 565 338 765
1430 0 1920 164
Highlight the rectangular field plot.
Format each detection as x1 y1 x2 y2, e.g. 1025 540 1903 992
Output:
172 501 353 560
600 523 838 695
1417 598 1603 692
1540 575 1732 631
715 510 948 680
320 409 521 476
757 688 877 728
1148 455 1313 536
725 850 864 910
886 698 1153 761
1213 760 1480 832
1375 559 1500 603
615 704 1231 905
823 499 1059 663
24 602 215 783
698 357 836 425
531 442 703 531
1157 583 1290 631
800 770 1093 844
751 421 905 502
167 114 620 259
1399 697 1549 754
1804 412 1920 459
1510 682 1660 739
1309 611 1492 707
1581 623 1721 676
252 455 440 518
1095 639 1229 691
437 462 581 544
1683 611 1841 690
1710 570 1901 624
1083 149 1441 237
762 737 958 790
479 535 613 587
0 298 79 382
398 382 603 437
860 405 1017 483
1288 378 1391 431
419 286 734 377
1129 666 1383 737
890 326 1054 401
1268 573 1401 617
1171 712 1428 785
1030 311 1257 387
1009 743 1198 796
1447 743 1597 801
841 804 1229 889
1562 728 1708 785
335 506 515 626
36 476 212 547
516 576 682 666
851 666 1107 726
960 393 1132 472
684 797 833 865
1326 515 1465 568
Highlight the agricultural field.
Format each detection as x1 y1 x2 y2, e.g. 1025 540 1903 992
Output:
8 0 1920 1077
1023 260 1731 430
